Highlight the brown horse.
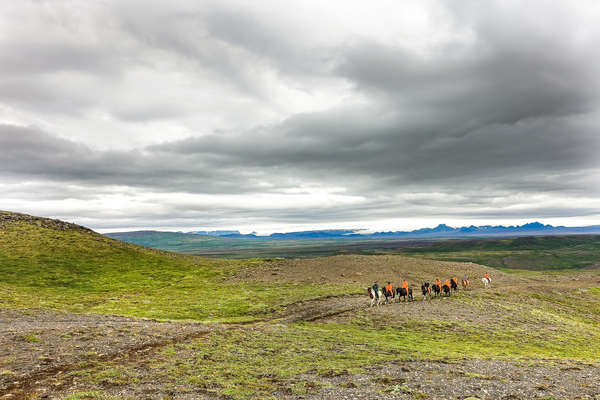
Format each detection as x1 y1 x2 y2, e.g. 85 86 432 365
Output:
462 278 470 290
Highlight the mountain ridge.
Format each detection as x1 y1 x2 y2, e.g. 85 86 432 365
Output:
107 221 600 240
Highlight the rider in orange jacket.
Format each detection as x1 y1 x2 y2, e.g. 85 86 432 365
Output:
385 282 393 297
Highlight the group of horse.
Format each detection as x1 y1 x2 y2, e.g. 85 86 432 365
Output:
367 276 492 307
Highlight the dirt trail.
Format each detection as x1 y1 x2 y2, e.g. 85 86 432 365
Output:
238 254 504 287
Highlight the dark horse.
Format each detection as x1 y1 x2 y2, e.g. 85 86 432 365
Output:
450 279 458 292
431 283 441 296
396 287 413 302
382 287 394 304
421 282 431 300
442 284 451 296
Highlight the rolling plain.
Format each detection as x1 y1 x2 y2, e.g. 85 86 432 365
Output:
1 211 599 399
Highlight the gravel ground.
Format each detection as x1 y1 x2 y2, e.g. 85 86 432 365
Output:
277 359 600 400
0 308 212 397
237 255 508 288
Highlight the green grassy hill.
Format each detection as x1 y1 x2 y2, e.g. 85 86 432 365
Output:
0 211 356 322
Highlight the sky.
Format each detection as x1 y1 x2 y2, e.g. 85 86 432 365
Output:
1 0 599 234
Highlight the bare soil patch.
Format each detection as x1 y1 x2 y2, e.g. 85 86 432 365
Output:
238 254 509 287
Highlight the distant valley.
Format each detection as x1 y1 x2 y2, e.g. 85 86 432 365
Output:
106 223 600 269
109 221 600 241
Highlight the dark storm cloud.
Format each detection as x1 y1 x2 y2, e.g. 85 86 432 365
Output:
1 1 599 230
0 124 290 194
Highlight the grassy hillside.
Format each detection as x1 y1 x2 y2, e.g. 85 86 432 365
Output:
0 211 357 322
54 272 600 399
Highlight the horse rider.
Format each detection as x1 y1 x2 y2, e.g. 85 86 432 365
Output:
444 279 451 288
484 272 490 281
402 279 409 295
435 278 442 290
385 281 393 297
372 281 380 299
451 276 458 288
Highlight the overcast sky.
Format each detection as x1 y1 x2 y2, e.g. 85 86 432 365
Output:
1 0 599 234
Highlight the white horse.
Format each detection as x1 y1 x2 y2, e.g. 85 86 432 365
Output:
368 287 383 307
482 277 491 289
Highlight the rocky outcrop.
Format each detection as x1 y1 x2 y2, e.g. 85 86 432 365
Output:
0 210 93 232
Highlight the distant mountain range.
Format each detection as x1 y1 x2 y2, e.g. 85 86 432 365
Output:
108 222 600 241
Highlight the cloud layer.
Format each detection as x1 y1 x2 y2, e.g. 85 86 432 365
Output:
1 0 599 232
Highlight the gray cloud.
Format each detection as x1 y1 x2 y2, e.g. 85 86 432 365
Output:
1 1 599 231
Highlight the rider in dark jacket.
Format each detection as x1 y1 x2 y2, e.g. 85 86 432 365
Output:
372 281 380 299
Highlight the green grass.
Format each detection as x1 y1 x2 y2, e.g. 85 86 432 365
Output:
22 334 40 343
66 286 600 398
0 221 358 321
400 235 600 271
83 309 600 399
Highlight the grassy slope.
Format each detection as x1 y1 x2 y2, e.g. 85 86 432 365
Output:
63 286 600 399
0 217 357 322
